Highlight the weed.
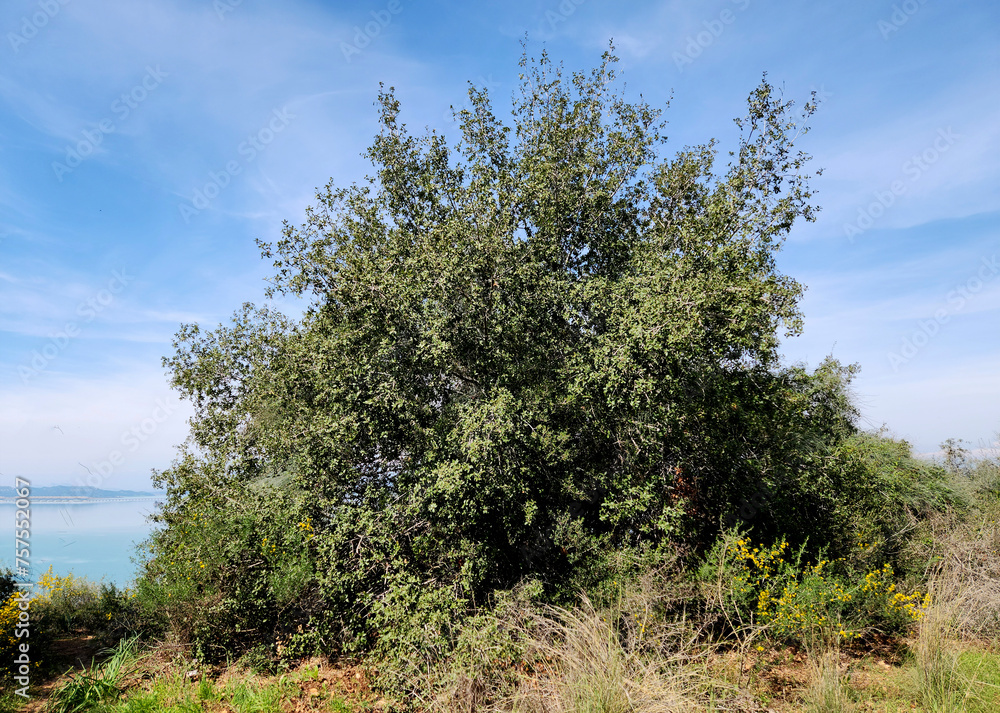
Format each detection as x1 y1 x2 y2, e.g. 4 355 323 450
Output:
49 636 140 713
511 594 711 713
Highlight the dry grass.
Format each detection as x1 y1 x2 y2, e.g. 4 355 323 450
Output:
506 594 716 713
912 601 969 712
802 648 852 713
908 562 997 712
905 495 1000 711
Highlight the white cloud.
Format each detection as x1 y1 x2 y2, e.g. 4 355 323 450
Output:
858 356 1000 453
0 368 192 489
806 77 1000 237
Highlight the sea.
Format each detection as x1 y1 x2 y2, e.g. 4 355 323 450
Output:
1 499 160 588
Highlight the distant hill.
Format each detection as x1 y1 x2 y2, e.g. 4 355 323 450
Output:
0 485 161 499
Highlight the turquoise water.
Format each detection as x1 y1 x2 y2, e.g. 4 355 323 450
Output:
1 500 159 587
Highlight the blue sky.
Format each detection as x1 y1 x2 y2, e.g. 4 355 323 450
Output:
1 0 998 489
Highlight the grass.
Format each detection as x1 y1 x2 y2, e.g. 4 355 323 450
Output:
108 674 286 713
4 611 998 712
99 661 361 713
508 593 721 713
955 648 1000 713
913 606 970 712
49 636 140 713
802 649 852 713
20 640 364 713
5 468 998 712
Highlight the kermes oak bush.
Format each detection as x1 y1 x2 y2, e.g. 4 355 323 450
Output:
145 47 923 662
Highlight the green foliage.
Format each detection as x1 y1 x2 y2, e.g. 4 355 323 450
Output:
43 572 146 652
822 432 962 565
137 485 323 663
49 636 139 713
0 566 13 604
2 568 144 687
941 437 972 476
0 690 21 713
237 644 280 676
967 446 1000 504
31 571 143 645
706 530 930 646
0 566 17 685
64 661 354 713
369 580 533 699
145 45 861 668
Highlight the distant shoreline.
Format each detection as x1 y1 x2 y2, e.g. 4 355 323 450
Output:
0 486 163 504
0 496 162 504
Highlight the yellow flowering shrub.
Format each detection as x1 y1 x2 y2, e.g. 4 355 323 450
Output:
138 490 324 663
720 534 928 642
2 566 140 674
1 576 39 678
1 590 23 653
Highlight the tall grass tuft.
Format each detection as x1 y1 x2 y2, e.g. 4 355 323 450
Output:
913 598 969 712
803 647 852 713
50 636 140 713
510 594 709 713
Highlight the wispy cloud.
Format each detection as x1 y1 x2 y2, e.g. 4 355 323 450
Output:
0 368 192 486
1 0 997 481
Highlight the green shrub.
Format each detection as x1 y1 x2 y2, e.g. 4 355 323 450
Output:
969 453 1000 505
3 567 143 683
820 432 962 564
705 530 929 645
0 566 13 604
22 568 146 650
137 484 324 663
237 644 279 675
140 48 935 679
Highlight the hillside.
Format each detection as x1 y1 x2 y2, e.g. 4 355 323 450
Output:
0 486 160 500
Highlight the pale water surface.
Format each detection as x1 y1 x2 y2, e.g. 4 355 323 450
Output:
1 500 159 587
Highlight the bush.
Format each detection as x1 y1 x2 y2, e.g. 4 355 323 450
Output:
1 566 144 685
27 568 144 646
0 566 16 679
137 484 324 663
0 566 13 604
705 530 929 646
819 432 962 564
969 450 1000 505
0 591 26 685
142 46 907 677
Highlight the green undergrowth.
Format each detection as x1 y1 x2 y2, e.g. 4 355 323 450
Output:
47 645 359 713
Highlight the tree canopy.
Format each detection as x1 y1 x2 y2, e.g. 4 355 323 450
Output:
147 48 878 659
